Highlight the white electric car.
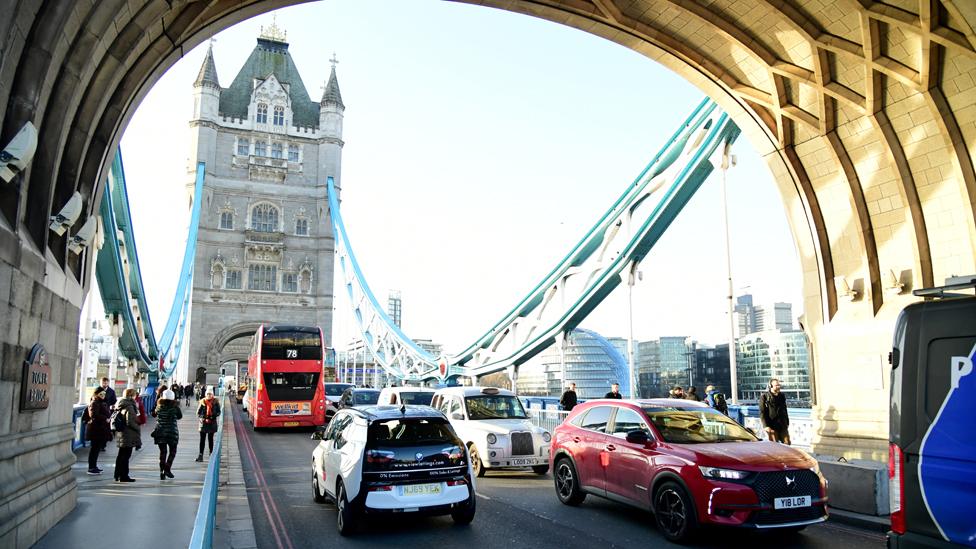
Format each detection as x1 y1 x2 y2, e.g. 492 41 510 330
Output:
311 405 476 535
430 387 551 477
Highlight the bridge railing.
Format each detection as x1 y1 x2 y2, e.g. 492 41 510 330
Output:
189 395 227 549
527 409 570 433
728 405 814 450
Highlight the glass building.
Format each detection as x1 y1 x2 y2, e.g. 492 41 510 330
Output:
517 329 630 398
735 329 812 405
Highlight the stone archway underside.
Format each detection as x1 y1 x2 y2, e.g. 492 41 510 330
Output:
2 5 976 513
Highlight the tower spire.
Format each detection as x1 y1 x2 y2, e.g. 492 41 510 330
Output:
194 41 220 88
320 53 344 109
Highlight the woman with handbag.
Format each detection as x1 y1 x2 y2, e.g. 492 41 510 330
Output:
114 388 142 482
85 386 112 475
152 389 182 479
196 390 221 462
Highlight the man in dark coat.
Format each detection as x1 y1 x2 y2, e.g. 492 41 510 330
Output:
183 383 194 406
759 378 790 444
604 383 623 399
560 383 579 411
85 387 113 474
100 377 117 408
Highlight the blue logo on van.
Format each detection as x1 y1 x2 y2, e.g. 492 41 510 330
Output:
919 344 976 547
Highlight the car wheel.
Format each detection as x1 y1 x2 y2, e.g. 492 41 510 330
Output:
450 491 476 525
336 481 357 536
553 457 586 506
653 481 698 543
468 444 486 478
312 471 326 504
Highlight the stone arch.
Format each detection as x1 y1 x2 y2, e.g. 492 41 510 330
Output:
205 321 261 374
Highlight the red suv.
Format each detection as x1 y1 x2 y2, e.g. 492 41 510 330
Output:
551 399 828 542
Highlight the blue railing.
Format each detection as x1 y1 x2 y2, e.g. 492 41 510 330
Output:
189 396 226 549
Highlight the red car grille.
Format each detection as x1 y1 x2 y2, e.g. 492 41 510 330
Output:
751 470 820 503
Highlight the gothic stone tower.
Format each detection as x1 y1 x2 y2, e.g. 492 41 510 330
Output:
186 26 342 380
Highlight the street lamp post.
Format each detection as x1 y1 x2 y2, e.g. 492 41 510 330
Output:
627 261 642 399
720 140 739 404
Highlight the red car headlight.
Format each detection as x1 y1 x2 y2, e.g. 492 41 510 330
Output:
699 466 750 480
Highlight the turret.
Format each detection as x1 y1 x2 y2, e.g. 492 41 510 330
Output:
193 43 221 121
319 57 344 140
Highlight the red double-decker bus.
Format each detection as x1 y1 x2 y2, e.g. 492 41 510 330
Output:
244 325 327 429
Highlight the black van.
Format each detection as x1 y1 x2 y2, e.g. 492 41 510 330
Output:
888 276 976 548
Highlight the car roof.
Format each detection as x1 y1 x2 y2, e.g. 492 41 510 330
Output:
578 398 711 409
382 386 435 393
341 405 446 421
432 386 513 397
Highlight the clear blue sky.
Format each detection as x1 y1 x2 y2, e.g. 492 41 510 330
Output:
114 0 803 354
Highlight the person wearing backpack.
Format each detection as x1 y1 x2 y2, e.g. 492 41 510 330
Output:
152 389 182 479
704 385 729 415
84 386 112 475
114 388 142 482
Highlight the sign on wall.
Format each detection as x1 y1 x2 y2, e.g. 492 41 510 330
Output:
21 344 51 411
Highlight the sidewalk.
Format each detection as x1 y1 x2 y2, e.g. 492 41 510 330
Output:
213 401 256 549
34 400 211 549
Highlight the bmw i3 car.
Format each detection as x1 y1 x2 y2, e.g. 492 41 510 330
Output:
551 398 828 542
311 405 476 535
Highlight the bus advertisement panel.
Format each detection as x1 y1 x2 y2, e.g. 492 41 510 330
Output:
246 325 326 429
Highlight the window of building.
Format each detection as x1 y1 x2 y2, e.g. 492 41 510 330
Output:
225 270 242 289
237 139 249 156
256 103 268 124
273 106 285 126
282 272 298 293
255 141 267 157
295 218 308 236
219 211 233 230
288 144 299 162
248 264 277 292
250 204 278 233
271 143 283 159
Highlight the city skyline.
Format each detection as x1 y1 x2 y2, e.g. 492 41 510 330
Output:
112 1 805 357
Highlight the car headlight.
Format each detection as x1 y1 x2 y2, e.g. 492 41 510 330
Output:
699 466 750 480
487 433 497 445
542 431 552 443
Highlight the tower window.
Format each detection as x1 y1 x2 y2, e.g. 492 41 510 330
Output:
225 270 242 289
288 144 299 162
273 106 285 126
250 204 279 233
282 273 298 293
248 264 277 292
295 218 308 236
255 141 267 157
256 103 268 124
219 211 234 230
271 143 283 159
237 139 249 156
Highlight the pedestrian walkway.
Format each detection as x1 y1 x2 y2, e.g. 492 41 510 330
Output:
34 399 213 549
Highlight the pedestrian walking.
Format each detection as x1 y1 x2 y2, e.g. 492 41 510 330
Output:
704 384 729 415
183 384 193 406
603 383 623 399
114 388 142 482
150 384 168 417
687 386 701 401
196 390 221 462
100 377 117 408
759 378 791 444
560 383 579 411
84 386 112 475
171 382 182 402
152 389 182 479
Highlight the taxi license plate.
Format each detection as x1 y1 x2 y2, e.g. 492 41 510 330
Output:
774 495 811 509
511 458 535 466
400 483 442 497
282 421 300 427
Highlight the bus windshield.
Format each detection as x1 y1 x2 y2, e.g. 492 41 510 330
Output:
465 395 528 420
262 327 322 360
642 407 757 444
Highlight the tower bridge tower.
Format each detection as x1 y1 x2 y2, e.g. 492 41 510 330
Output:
186 25 341 380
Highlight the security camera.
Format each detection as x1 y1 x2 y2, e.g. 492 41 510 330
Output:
49 191 83 236
0 121 38 183
68 215 98 255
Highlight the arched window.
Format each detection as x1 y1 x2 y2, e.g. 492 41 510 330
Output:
250 204 279 233
273 106 285 126
271 143 283 159
254 141 267 157
295 218 308 236
256 103 268 124
219 211 233 230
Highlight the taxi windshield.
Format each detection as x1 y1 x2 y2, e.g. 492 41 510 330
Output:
642 407 757 444
464 395 528 420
